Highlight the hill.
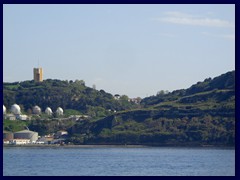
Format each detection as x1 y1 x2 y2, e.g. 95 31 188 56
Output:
141 70 235 107
68 71 235 146
3 79 137 118
3 71 235 146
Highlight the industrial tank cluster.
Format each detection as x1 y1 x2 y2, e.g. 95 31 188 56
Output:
3 104 22 115
3 104 64 116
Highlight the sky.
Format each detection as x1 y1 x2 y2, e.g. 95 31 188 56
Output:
3 4 235 98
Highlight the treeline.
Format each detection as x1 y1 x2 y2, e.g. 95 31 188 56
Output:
3 79 137 116
141 70 235 107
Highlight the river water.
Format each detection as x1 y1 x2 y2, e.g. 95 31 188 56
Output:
3 146 235 176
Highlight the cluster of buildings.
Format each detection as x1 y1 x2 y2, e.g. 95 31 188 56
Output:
3 104 64 121
114 94 142 104
3 129 69 145
3 67 69 145
3 129 38 145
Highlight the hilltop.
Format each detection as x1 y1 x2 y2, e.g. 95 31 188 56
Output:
141 70 235 107
3 79 138 118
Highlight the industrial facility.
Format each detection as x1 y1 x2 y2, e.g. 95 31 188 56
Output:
3 129 38 145
14 130 38 143
3 103 67 121
3 128 70 145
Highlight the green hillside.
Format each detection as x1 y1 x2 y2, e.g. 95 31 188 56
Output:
3 79 137 117
3 71 235 146
67 71 235 146
141 70 235 107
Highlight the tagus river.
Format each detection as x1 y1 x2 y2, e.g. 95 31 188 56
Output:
3 146 235 176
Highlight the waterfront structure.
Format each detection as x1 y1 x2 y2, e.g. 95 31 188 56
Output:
35 140 45 144
11 104 21 115
14 130 38 143
45 107 53 116
10 139 30 145
37 136 54 144
33 67 43 82
3 140 10 144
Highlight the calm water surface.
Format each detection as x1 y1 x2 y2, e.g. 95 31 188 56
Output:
3 146 235 176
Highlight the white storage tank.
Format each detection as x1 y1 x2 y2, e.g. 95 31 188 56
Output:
3 105 6 114
56 107 64 116
14 130 38 142
33 106 41 114
45 107 53 115
11 104 21 115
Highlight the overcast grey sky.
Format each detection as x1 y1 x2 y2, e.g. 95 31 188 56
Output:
3 4 235 98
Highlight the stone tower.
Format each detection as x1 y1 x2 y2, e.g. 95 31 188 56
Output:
33 68 43 82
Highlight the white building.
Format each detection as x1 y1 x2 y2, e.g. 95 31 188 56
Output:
114 94 121 100
17 114 29 121
35 140 45 144
10 139 30 145
5 114 16 120
37 136 54 144
3 140 10 144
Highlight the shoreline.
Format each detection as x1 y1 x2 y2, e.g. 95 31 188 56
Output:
3 144 147 148
3 144 235 149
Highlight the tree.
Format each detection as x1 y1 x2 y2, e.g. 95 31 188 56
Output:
157 90 165 96
75 80 85 86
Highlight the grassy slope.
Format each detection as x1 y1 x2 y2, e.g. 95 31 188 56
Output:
68 71 235 145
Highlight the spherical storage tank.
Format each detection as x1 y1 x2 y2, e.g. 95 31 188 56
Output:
33 106 41 114
45 107 53 115
3 105 6 114
14 130 38 142
56 107 64 116
11 104 21 115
